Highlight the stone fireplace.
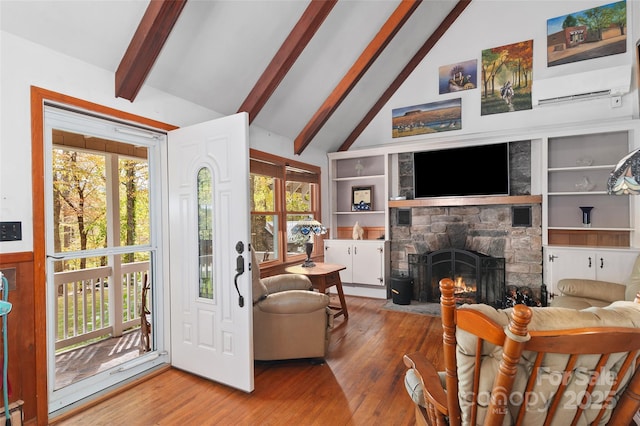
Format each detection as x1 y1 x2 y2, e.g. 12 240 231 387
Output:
389 142 545 302
391 203 543 301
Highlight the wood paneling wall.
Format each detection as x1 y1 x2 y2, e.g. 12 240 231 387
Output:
0 252 36 424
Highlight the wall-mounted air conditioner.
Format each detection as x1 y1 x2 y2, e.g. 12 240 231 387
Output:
532 65 631 106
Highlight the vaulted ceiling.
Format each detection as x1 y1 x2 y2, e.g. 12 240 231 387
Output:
0 0 471 154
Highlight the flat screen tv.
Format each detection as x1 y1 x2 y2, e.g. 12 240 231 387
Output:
413 143 509 198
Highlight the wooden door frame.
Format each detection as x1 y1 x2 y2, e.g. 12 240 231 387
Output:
30 86 177 424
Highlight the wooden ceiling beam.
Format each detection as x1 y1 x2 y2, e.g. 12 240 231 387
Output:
237 0 337 123
294 0 422 155
115 0 187 101
338 0 472 152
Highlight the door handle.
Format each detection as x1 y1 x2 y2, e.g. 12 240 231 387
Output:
600 257 604 269
588 257 592 268
233 241 245 307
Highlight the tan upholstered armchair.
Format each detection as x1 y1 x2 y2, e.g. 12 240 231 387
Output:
551 253 640 309
251 248 332 361
404 278 640 425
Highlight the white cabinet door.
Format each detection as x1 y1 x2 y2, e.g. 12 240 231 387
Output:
324 240 353 283
596 250 640 283
352 241 385 286
324 240 388 286
545 246 640 295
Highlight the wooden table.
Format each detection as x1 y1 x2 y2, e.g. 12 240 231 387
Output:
285 263 349 319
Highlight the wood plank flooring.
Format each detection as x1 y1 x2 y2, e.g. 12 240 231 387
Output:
52 295 444 425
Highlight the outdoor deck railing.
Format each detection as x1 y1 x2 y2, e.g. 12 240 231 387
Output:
53 261 150 351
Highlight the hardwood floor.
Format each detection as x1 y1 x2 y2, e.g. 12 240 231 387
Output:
51 295 444 425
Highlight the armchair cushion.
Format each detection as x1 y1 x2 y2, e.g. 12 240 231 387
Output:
624 253 640 301
548 295 609 310
404 369 425 408
255 290 329 314
251 252 269 304
404 366 446 408
556 278 625 303
262 273 313 293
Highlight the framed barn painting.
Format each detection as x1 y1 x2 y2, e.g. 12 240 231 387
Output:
392 99 461 138
481 39 533 116
439 59 477 94
547 1 626 67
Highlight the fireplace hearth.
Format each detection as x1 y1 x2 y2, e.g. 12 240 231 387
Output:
409 248 505 308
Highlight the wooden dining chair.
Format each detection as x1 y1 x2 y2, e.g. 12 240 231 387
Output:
404 278 640 425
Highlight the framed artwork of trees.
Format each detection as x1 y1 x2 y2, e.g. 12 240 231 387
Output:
481 39 533 116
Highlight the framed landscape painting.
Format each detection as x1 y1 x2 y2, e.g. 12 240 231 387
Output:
481 39 533 116
439 59 477 94
392 99 461 138
546 0 626 67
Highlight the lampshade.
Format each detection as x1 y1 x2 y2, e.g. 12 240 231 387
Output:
291 218 326 237
607 147 640 195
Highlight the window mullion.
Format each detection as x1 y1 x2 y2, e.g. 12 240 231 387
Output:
106 154 124 337
106 154 120 248
276 173 288 262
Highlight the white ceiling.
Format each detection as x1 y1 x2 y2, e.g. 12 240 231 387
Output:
0 0 460 153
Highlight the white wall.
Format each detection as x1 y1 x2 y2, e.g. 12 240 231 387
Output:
2 0 639 254
352 0 640 150
0 31 327 254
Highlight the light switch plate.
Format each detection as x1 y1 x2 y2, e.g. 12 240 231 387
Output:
0 222 22 241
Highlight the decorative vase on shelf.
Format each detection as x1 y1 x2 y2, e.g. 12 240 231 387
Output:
352 221 364 240
579 206 593 227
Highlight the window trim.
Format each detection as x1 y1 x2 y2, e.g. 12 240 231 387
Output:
249 149 322 271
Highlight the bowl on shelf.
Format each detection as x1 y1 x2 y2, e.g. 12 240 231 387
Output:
575 156 593 167
575 176 596 192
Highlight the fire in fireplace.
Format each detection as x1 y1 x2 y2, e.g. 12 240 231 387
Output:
409 248 505 307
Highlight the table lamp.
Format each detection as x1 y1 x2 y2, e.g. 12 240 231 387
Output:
291 218 326 267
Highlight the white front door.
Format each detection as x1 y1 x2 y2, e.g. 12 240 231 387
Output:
168 112 253 392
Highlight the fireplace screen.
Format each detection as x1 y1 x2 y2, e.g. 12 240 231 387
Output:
409 248 505 307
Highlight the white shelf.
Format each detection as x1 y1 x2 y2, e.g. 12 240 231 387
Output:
328 152 389 240
548 165 614 172
548 226 633 231
334 174 385 182
546 129 633 240
335 210 386 215
547 191 609 196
